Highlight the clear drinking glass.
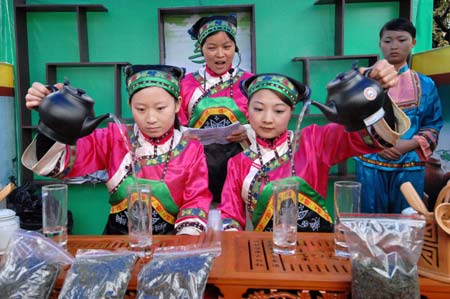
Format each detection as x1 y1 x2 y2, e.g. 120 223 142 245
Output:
334 181 361 258
42 184 68 249
272 179 299 255
127 184 152 254
0 183 7 209
207 209 223 232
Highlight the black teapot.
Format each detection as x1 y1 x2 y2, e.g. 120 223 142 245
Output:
311 67 387 131
37 80 110 145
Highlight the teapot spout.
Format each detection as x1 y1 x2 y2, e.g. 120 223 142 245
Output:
81 113 111 137
311 100 339 122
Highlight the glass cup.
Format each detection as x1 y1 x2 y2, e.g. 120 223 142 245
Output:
0 183 7 209
272 179 298 255
334 181 361 258
207 209 223 232
127 184 152 254
42 184 68 249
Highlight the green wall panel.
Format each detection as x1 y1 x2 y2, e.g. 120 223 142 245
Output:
67 184 110 235
252 0 336 78
27 12 79 84
344 2 399 55
54 67 116 118
413 0 434 52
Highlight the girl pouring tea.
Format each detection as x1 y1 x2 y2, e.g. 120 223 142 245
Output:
218 60 411 232
22 65 212 235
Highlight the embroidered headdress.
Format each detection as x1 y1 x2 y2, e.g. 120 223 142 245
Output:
241 73 310 106
188 15 238 63
124 64 184 101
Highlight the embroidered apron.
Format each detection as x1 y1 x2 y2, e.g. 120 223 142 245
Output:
242 144 333 232
105 129 180 235
106 177 180 235
255 176 333 232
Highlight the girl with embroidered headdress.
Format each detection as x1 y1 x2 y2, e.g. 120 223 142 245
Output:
218 61 411 232
22 65 212 235
179 15 253 204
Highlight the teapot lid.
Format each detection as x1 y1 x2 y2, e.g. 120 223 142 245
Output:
61 79 94 103
326 67 359 90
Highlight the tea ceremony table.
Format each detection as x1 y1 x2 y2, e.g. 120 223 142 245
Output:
49 231 449 299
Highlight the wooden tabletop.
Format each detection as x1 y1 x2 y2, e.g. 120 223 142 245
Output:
208 231 351 298
57 231 450 299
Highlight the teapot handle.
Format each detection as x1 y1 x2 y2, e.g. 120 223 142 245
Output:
45 84 59 93
362 67 373 77
32 84 59 111
353 61 373 79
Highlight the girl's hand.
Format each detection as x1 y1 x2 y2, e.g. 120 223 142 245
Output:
359 59 398 89
25 82 63 110
183 132 200 141
378 139 419 160
226 126 248 143
378 147 402 160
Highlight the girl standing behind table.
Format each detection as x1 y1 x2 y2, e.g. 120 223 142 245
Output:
179 14 253 204
218 64 411 232
355 18 443 213
22 65 212 235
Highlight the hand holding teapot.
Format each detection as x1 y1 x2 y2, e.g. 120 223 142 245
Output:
311 65 393 132
361 59 398 89
25 82 63 110
33 80 110 145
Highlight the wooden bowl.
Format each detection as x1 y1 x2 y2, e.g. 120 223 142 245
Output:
435 202 450 235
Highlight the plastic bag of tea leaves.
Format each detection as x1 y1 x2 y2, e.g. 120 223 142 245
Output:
340 214 426 299
136 242 221 299
58 249 137 299
0 229 74 299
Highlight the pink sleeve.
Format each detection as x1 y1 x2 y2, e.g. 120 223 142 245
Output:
63 123 127 179
179 74 199 126
305 124 378 167
218 155 247 230
232 71 254 119
413 135 432 161
176 141 213 221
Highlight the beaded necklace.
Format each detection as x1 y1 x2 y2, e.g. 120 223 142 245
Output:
202 67 234 98
136 130 175 182
247 133 295 213
156 135 174 182
147 128 172 146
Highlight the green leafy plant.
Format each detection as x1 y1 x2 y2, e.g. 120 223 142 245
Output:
433 0 450 48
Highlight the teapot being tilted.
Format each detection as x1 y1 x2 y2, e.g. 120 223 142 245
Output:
37 80 110 145
311 66 394 132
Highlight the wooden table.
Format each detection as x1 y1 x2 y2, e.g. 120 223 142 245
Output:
55 231 450 299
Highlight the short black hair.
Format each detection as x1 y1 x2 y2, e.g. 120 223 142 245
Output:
379 18 416 39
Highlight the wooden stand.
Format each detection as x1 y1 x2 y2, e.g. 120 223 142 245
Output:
419 182 450 283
